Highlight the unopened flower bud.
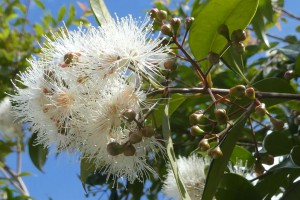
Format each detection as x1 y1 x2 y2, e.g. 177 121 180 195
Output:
218 24 230 41
170 18 181 36
214 109 229 125
129 131 142 144
157 10 168 21
207 52 220 65
141 126 155 137
208 146 223 159
164 60 177 71
231 29 247 43
122 109 136 122
269 116 285 131
260 154 274 165
284 70 295 80
245 87 255 99
189 113 209 125
161 24 173 37
190 125 205 136
107 142 124 156
149 8 159 19
255 161 265 176
123 143 136 156
199 139 210 151
255 104 267 116
185 17 194 30
230 85 246 99
232 42 245 55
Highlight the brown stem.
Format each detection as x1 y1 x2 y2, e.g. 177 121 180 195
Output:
149 87 300 100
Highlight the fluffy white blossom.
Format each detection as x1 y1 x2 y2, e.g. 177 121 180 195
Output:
11 14 168 183
163 155 253 200
0 97 22 139
163 155 210 200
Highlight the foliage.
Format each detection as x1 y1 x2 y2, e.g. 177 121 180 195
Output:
1 0 300 199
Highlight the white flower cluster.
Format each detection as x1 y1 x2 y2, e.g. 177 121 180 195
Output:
11 15 169 183
163 155 252 200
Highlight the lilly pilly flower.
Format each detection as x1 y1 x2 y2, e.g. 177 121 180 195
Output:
41 14 169 82
11 14 167 183
78 77 164 183
163 155 210 200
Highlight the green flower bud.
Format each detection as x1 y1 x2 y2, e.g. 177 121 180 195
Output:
107 142 124 156
232 42 245 55
214 109 229 125
170 18 181 36
284 70 296 80
255 104 267 116
141 126 155 137
230 85 246 99
123 143 136 156
122 109 136 122
189 113 209 125
129 131 142 144
161 24 173 37
164 60 177 71
260 154 274 165
207 52 220 65
231 29 247 43
218 24 230 41
208 146 223 159
199 139 210 151
190 125 205 136
149 8 159 19
245 87 256 99
185 17 194 30
157 10 167 21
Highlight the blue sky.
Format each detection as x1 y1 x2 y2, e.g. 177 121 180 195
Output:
6 0 300 200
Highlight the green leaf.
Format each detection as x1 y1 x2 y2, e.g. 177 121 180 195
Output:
33 0 45 9
252 77 296 106
230 145 255 167
89 0 112 26
251 6 270 47
263 130 293 156
295 54 300 75
162 99 191 200
216 173 261 200
202 116 248 200
290 146 300 166
34 23 44 36
281 180 300 200
28 132 48 172
80 157 97 191
277 44 300 61
189 0 258 69
65 5 76 26
57 5 66 21
152 94 186 128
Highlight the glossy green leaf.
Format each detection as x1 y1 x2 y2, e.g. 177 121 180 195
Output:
295 54 300 75
80 157 97 191
189 0 258 69
153 94 186 128
89 0 112 26
202 117 248 200
216 173 261 200
33 0 45 9
281 180 300 200
162 99 191 200
263 130 293 156
57 5 66 21
290 146 300 166
253 77 296 106
251 7 270 47
230 145 255 167
28 132 48 172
